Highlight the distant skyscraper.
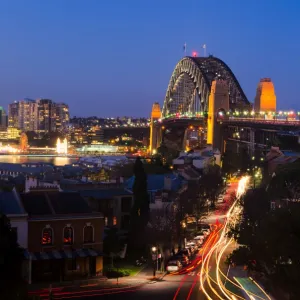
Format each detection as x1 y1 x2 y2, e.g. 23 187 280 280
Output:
0 107 8 128
18 98 36 131
35 99 56 134
55 103 70 131
8 101 19 127
8 98 69 134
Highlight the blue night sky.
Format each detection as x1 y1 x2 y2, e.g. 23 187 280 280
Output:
0 0 299 117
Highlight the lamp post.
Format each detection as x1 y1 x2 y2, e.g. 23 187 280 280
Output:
151 246 157 277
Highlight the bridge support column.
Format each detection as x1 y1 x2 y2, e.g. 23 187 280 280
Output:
207 80 229 151
150 124 162 154
182 128 189 151
149 103 162 154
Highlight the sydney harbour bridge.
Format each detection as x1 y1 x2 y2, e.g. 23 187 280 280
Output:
150 55 300 155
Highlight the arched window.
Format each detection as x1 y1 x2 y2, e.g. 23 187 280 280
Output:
42 227 53 245
83 225 94 243
63 227 73 245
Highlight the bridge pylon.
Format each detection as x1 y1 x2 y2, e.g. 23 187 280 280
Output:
207 80 229 152
254 78 276 113
149 102 162 154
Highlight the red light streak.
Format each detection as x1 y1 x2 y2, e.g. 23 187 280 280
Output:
172 274 189 300
52 287 140 299
186 275 199 300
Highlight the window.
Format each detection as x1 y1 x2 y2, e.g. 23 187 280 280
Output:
113 216 117 226
84 225 94 243
63 227 73 245
42 228 53 245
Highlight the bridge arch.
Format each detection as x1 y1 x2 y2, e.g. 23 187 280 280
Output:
162 56 249 118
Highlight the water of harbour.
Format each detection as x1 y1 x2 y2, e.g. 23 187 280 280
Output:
0 155 78 166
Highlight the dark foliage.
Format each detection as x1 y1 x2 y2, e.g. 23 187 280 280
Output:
0 214 27 300
129 157 150 253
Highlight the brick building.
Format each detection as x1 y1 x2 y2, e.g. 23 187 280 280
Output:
20 188 104 283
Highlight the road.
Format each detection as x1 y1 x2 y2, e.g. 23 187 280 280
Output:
36 178 271 300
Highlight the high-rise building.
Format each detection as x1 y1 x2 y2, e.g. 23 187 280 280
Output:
35 99 57 134
55 103 70 131
0 107 8 129
8 99 69 134
8 101 19 128
18 98 36 131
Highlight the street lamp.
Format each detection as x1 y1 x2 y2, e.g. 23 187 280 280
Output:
151 246 158 277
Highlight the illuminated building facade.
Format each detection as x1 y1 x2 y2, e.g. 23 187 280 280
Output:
254 78 276 112
8 101 19 128
56 137 68 154
0 107 8 129
35 99 56 134
18 99 36 131
77 144 118 153
7 127 20 139
8 99 69 134
55 103 70 131
88 126 104 144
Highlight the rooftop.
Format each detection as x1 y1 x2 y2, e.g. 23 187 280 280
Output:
20 191 96 217
80 188 132 199
0 189 26 215
126 173 183 191
0 162 53 175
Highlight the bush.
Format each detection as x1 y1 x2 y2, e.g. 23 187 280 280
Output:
105 267 130 278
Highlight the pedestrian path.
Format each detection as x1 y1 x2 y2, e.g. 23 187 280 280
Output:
234 277 270 300
228 266 274 300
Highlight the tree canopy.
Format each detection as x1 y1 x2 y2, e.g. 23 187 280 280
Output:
129 157 150 253
0 214 26 299
228 164 300 298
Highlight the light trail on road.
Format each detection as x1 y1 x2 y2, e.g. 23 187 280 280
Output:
172 224 223 300
200 175 271 300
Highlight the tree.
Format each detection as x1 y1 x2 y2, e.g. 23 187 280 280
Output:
267 160 300 201
157 142 179 166
103 228 124 268
129 157 150 253
146 207 175 252
227 183 300 298
201 164 223 207
0 214 26 299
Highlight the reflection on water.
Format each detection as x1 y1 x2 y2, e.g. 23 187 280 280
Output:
0 155 78 166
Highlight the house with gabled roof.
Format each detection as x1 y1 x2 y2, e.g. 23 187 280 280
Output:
19 187 104 284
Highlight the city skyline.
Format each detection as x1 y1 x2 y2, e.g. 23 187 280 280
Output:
1 0 300 116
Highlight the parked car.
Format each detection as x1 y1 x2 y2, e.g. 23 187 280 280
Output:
166 260 182 272
201 230 210 237
172 253 190 266
201 224 211 230
193 235 204 245
178 248 191 258
186 242 198 253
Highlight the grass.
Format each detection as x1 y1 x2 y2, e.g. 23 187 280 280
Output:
103 261 144 278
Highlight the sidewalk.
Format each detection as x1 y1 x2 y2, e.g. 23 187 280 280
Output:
228 266 275 300
133 264 166 281
28 265 166 295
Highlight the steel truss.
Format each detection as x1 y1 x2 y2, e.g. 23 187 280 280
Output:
162 56 249 118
